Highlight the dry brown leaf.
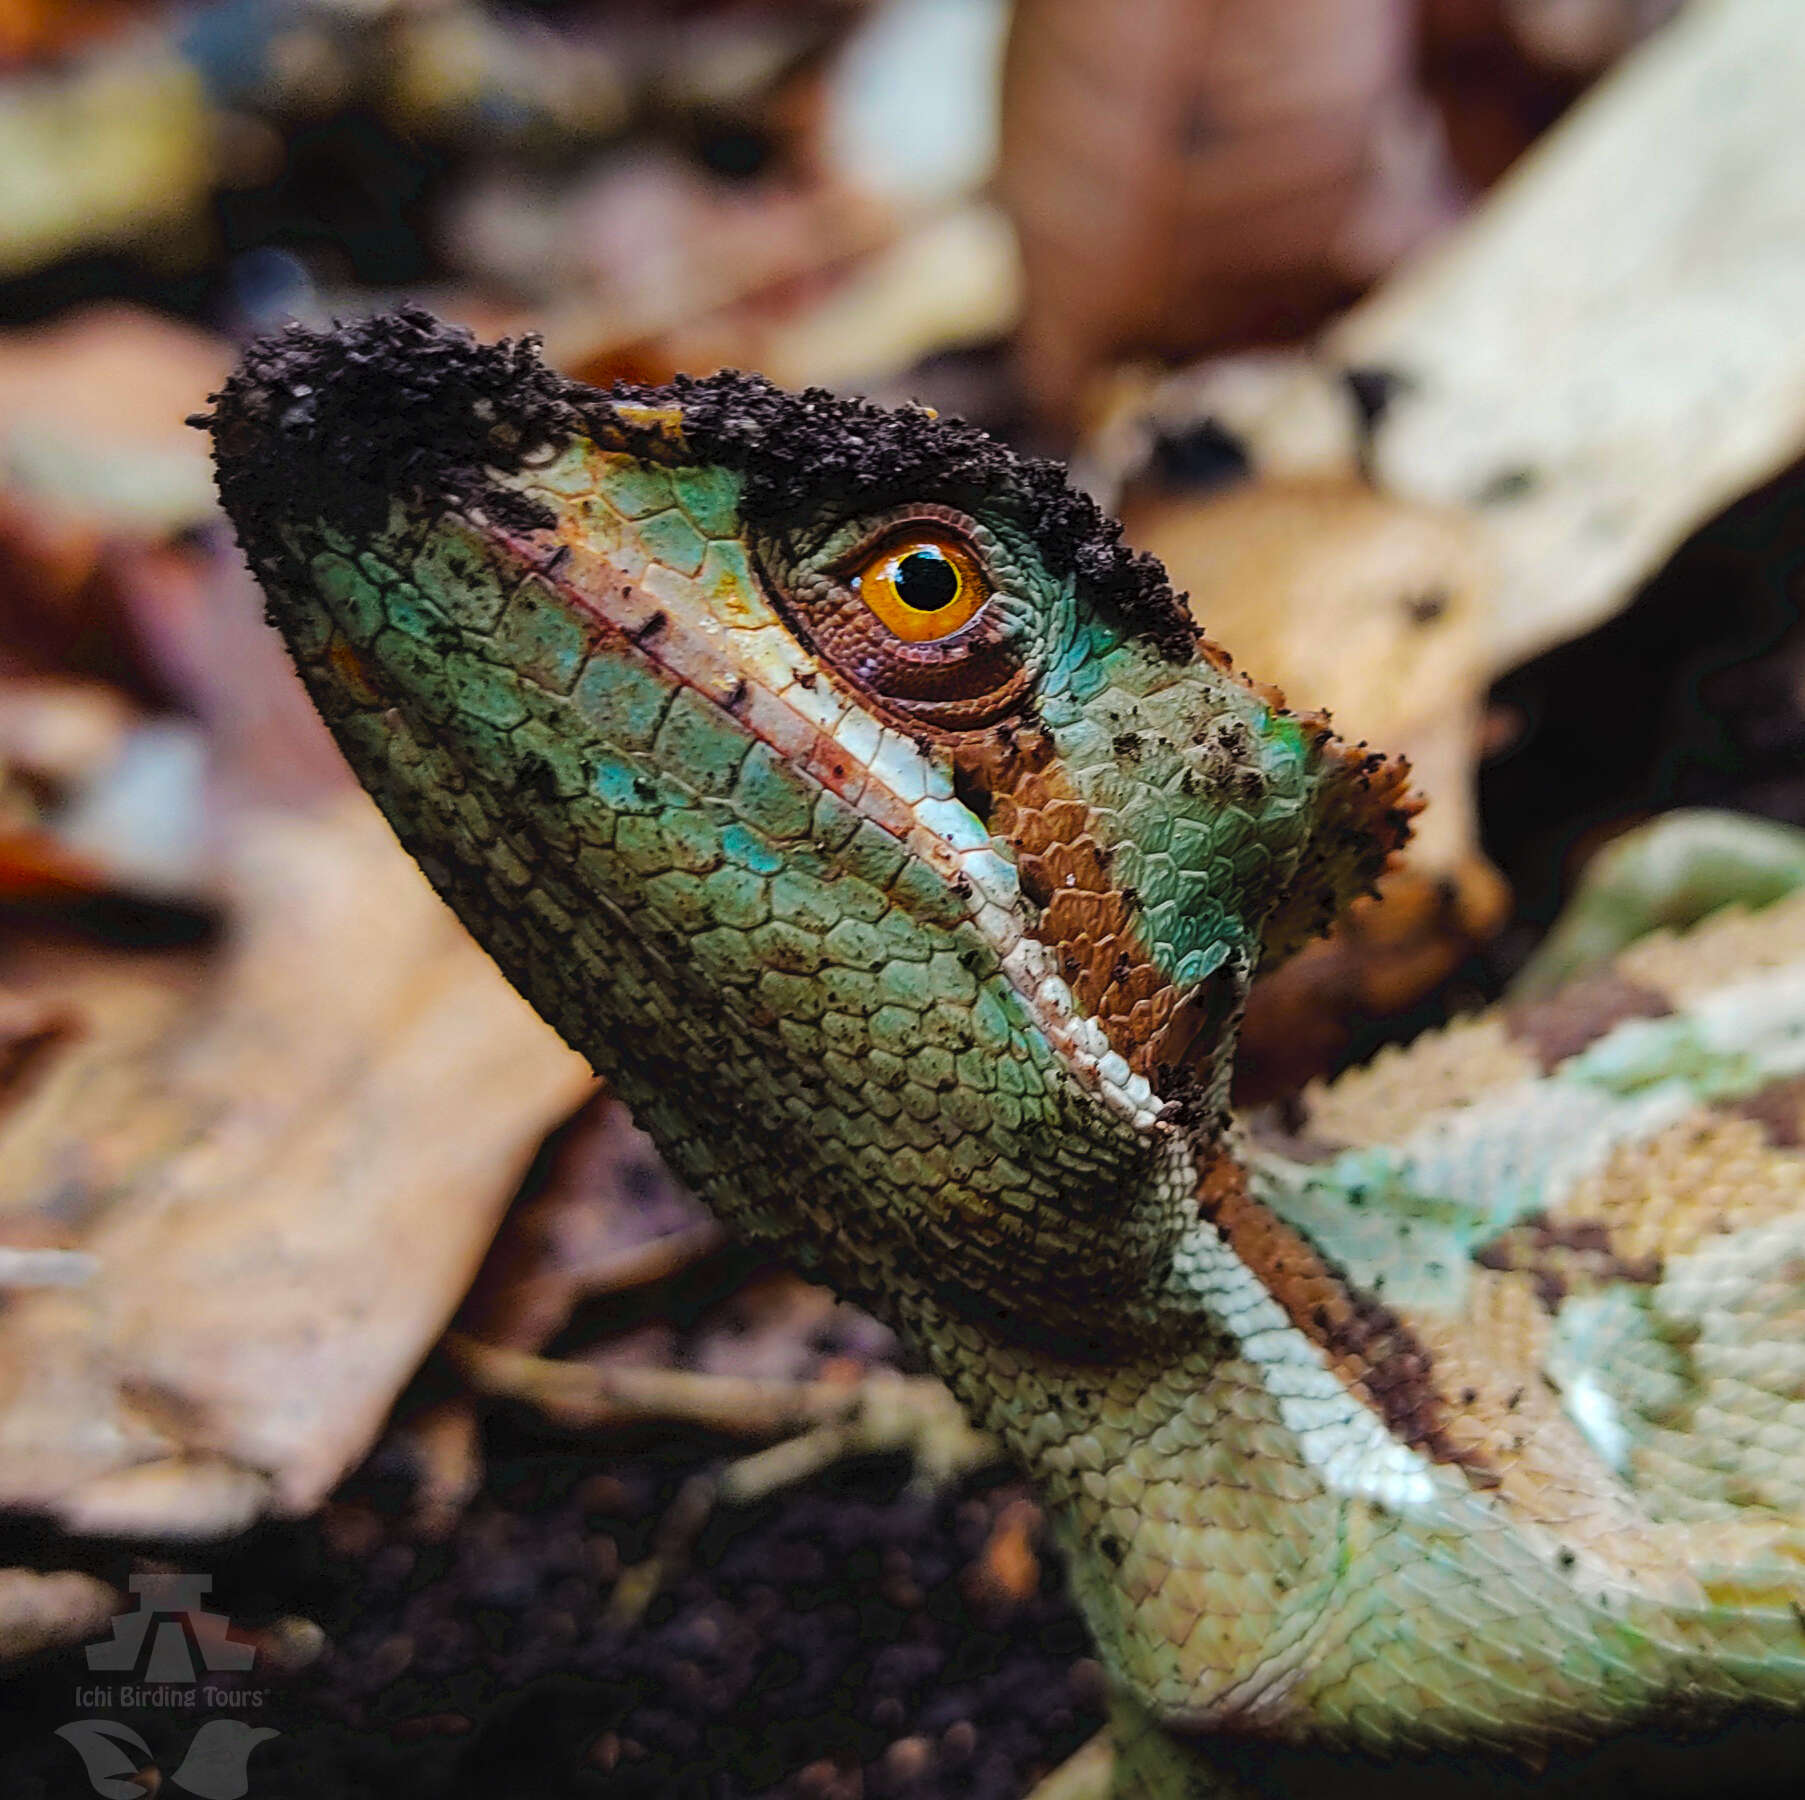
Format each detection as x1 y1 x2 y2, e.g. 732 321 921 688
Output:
0 305 226 535
454 1089 719 1357
0 1568 122 1663
999 0 1463 431
0 794 591 1533
0 309 231 698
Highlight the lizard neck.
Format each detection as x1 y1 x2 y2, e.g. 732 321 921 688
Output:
893 1140 1460 1733
904 1136 1453 1509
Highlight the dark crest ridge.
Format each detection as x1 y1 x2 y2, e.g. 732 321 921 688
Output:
627 368 1199 663
199 307 1200 664
201 307 583 554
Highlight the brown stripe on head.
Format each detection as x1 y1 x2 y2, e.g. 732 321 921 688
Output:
953 723 1187 1083
950 698 1419 1102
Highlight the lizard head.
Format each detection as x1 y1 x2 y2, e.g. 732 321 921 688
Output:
206 310 1413 1341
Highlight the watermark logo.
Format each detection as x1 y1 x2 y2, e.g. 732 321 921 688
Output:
57 1574 280 1799
85 1574 254 1685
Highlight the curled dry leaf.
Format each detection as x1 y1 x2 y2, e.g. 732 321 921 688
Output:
999 0 1463 432
1332 0 1805 669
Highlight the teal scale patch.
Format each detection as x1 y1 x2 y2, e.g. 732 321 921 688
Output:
733 742 817 841
495 576 598 695
310 551 386 645
635 507 709 578
652 689 750 798
595 458 677 519
670 463 742 538
573 647 677 752
411 518 516 630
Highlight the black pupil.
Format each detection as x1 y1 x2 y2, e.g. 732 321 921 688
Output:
894 548 959 611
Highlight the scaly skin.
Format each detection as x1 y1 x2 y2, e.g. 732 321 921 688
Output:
206 312 1805 1797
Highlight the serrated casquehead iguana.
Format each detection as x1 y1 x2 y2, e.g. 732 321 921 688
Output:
205 311 1805 1798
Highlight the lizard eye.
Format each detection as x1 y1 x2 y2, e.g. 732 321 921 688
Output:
767 510 1033 732
851 530 988 642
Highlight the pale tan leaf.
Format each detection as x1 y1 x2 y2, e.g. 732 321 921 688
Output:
0 795 592 1529
1332 0 1805 667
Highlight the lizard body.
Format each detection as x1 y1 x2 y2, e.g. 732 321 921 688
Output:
206 312 1805 1796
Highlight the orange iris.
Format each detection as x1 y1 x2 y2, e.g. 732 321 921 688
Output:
850 531 988 643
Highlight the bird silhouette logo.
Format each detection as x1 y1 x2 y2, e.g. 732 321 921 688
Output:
56 1719 280 1799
